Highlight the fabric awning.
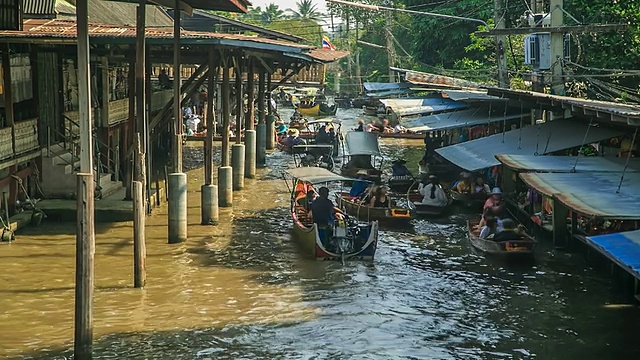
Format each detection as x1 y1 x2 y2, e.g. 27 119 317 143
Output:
345 131 381 156
379 98 466 117
496 154 640 173
435 120 626 171
401 108 524 132
442 90 505 102
519 172 640 220
287 167 352 184
587 231 640 277
363 82 410 92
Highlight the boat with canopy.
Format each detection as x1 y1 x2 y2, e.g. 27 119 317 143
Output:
285 167 379 262
340 131 383 184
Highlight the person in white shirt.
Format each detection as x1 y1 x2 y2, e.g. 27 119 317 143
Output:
364 121 376 133
393 124 407 133
417 175 448 206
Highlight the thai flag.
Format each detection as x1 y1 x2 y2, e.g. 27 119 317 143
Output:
322 35 336 51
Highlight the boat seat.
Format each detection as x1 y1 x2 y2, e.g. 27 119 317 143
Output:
295 206 313 227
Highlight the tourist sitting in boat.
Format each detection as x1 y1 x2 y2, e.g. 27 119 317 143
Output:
309 187 345 229
479 217 499 239
479 208 503 230
492 219 522 242
393 123 407 134
291 108 303 122
369 186 390 208
391 159 411 178
350 170 371 198
376 119 393 133
354 119 365 132
315 125 332 144
418 175 448 206
280 129 306 150
418 159 429 176
365 121 377 133
483 187 505 218
297 191 316 212
455 173 473 194
275 119 288 136
474 176 491 195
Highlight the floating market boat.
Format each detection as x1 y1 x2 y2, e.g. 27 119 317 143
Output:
335 192 413 224
340 131 383 184
286 167 378 262
406 182 450 217
297 101 338 117
466 219 536 256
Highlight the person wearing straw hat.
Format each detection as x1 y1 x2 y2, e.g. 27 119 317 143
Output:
484 187 505 218
391 159 411 177
349 170 371 198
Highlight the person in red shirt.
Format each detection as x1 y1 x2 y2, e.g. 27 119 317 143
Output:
484 187 505 218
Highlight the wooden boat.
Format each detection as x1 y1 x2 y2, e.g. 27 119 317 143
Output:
297 102 337 117
406 187 450 217
450 189 487 209
287 167 379 262
336 192 412 224
467 219 536 256
378 132 424 140
363 106 379 116
387 176 414 193
341 131 384 184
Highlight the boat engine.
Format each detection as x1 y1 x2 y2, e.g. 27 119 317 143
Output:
333 218 355 255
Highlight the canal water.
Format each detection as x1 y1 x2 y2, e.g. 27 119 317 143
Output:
1 108 640 359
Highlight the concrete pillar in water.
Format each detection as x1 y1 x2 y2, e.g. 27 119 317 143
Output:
231 144 245 190
266 114 275 150
218 166 233 207
168 172 187 244
200 184 219 225
256 123 266 168
244 129 256 179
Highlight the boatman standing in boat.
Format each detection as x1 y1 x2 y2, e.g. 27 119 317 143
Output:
309 187 345 229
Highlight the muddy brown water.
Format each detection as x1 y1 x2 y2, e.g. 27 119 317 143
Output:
1 109 640 359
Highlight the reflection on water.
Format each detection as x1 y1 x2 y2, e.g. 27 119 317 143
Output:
1 109 640 359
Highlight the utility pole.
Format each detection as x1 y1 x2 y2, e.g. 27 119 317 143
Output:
494 0 509 88
383 4 396 83
549 0 564 95
354 18 363 94
344 12 352 93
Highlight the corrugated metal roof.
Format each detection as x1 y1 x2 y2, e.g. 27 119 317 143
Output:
496 154 640 173
23 0 56 16
486 87 640 126
402 108 525 133
587 231 640 278
380 97 466 117
363 82 409 92
442 90 504 102
435 120 626 171
391 67 484 89
519 172 640 220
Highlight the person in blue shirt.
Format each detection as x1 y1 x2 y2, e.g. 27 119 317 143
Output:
309 187 343 227
349 170 370 198
391 159 411 177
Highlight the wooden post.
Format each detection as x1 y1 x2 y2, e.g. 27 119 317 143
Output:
135 2 147 208
1 43 16 154
125 57 136 200
205 48 215 185
552 198 569 247
257 67 265 124
74 174 94 360
145 43 152 212
221 55 230 167
235 55 243 144
133 180 146 288
172 0 183 173
245 58 255 131
74 2 95 356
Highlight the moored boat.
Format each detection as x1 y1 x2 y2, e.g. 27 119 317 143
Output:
387 176 414 193
298 102 338 117
378 132 424 139
466 219 536 256
336 192 412 224
287 167 379 262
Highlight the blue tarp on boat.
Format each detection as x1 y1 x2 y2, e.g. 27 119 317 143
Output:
587 230 640 278
380 98 466 117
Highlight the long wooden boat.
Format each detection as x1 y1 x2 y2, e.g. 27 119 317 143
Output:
336 192 412 224
406 190 449 217
298 103 338 117
450 189 487 209
288 168 379 262
378 132 424 139
467 219 536 256
387 176 414 193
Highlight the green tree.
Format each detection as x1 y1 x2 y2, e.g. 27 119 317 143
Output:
288 0 324 22
261 4 286 25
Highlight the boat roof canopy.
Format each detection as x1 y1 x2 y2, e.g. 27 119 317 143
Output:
520 172 640 220
287 167 352 184
306 119 342 125
292 144 334 149
587 230 640 278
435 120 625 171
496 154 640 173
345 131 381 156
402 108 525 133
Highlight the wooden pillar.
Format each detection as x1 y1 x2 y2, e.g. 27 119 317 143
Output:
125 57 136 200
205 48 215 185
135 3 147 188
221 55 230 167
100 56 109 127
257 67 265 124
245 58 255 131
2 43 16 154
502 167 516 195
145 45 152 210
234 55 243 144
172 0 182 173
552 198 569 247
266 74 272 116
